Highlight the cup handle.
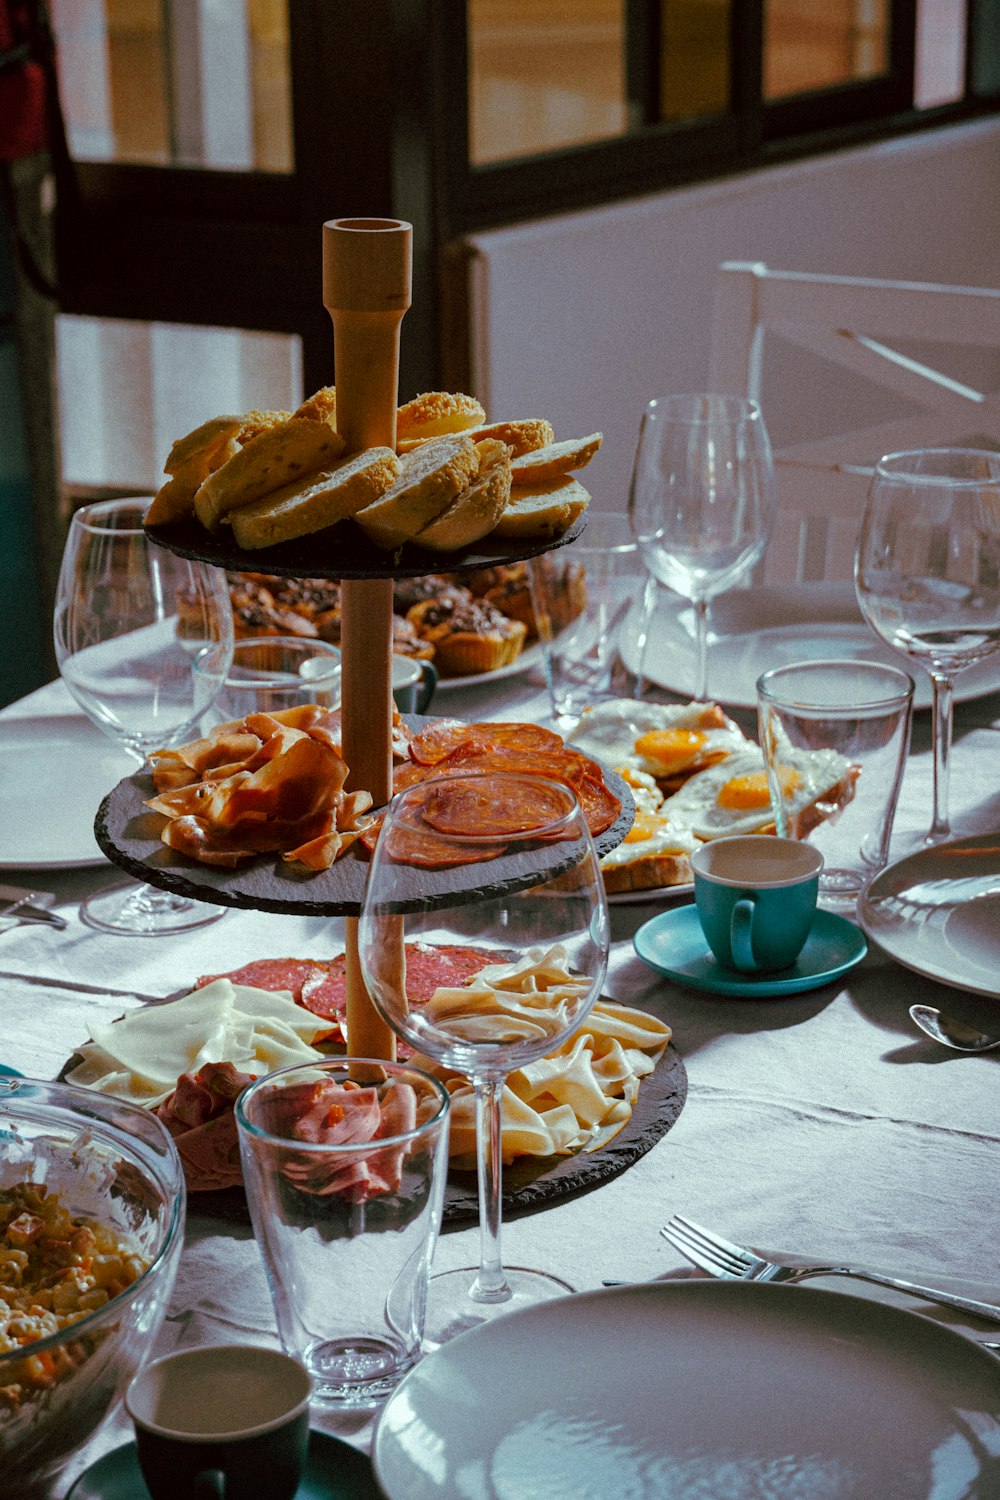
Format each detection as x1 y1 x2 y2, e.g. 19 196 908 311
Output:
729 898 759 973
416 659 438 714
193 1470 226 1498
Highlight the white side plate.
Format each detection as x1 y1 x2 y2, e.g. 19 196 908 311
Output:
0 717 132 869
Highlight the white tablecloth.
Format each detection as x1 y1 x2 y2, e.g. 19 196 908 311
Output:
2 669 1000 1496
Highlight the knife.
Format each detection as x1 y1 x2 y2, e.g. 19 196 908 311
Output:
0 887 68 930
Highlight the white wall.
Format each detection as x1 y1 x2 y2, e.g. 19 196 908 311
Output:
463 117 1000 513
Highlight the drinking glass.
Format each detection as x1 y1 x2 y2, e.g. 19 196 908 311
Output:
855 449 1000 846
53 498 234 933
359 772 609 1346
628 394 776 701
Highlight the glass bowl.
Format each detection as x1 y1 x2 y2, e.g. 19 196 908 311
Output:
0 1077 186 1495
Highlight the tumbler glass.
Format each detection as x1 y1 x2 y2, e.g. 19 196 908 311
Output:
236 1058 450 1409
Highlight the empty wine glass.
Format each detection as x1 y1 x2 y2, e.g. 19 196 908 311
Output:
628 394 777 701
53 498 234 933
855 448 1000 846
359 772 609 1346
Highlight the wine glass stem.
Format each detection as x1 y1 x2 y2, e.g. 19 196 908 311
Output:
471 1073 511 1305
928 671 955 842
693 596 710 701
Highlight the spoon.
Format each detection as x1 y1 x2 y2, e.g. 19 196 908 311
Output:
909 1005 1000 1053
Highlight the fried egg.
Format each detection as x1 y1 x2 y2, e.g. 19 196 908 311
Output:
567 699 752 781
662 746 855 840
599 808 700 870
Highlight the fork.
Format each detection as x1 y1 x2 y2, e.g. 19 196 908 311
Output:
661 1214 1000 1327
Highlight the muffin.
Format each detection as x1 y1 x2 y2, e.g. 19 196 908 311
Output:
226 576 318 639
392 575 469 615
407 595 527 676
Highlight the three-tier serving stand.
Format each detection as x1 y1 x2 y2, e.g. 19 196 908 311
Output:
97 220 632 1059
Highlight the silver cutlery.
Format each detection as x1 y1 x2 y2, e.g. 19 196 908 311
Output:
0 884 67 930
909 1004 1000 1054
661 1214 1000 1327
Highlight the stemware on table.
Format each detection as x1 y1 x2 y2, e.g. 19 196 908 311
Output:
53 497 233 934
359 771 610 1346
854 448 1000 847
627 393 777 702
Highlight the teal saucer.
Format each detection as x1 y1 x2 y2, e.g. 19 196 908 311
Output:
634 904 867 997
67 1431 375 1499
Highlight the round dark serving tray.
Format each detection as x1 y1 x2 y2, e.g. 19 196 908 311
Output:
145 511 587 580
94 722 634 918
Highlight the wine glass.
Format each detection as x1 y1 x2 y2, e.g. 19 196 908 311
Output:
628 393 777 701
359 771 609 1346
53 498 234 933
855 447 1000 847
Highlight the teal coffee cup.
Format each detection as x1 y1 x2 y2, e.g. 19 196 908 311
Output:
691 835 823 973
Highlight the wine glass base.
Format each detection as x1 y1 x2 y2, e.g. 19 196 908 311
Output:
422 1265 575 1349
80 881 226 936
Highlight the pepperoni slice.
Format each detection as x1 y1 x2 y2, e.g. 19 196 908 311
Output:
421 776 572 838
408 719 563 766
195 958 326 1002
382 820 508 868
574 772 622 836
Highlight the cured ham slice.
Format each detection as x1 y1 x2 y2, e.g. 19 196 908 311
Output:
156 1061 256 1192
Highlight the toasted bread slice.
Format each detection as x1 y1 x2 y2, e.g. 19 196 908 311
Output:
230 447 401 550
146 416 244 526
490 477 590 540
415 439 513 553
396 391 485 442
194 388 346 531
469 418 554 458
354 435 480 551
511 432 602 485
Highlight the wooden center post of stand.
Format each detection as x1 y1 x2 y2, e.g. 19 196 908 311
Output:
323 218 412 1062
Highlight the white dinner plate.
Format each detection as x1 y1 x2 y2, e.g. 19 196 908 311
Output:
858 833 1000 999
620 581 1000 711
606 879 693 905
374 1281 999 1500
432 640 544 692
0 717 132 869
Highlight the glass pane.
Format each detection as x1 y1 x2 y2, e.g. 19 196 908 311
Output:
915 0 967 107
468 0 627 165
51 0 293 172
56 316 302 490
660 0 731 121
764 0 889 100
970 0 1000 95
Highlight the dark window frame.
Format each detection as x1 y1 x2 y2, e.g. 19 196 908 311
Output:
52 0 1000 397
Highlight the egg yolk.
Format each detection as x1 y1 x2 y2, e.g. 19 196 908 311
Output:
634 728 706 773
717 766 801 809
624 811 666 843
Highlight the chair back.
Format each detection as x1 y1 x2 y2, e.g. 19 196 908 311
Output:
708 262 1000 583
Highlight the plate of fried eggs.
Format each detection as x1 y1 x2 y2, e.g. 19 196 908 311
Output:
567 700 856 901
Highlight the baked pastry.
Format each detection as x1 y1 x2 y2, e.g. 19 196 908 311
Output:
469 418 554 457
392 575 461 614
491 477 590 540
406 595 527 676
226 577 319 639
396 391 485 444
510 432 603 486
354 436 480 551
229 446 401 550
194 387 345 531
483 574 537 637
146 415 243 526
415 438 512 552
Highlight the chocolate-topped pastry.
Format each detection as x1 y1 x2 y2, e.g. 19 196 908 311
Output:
406 594 527 677
265 576 342 618
459 562 527 599
392 613 436 661
227 576 318 639
392 575 468 615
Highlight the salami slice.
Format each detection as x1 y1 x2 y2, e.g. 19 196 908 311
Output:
195 958 326 1001
421 776 572 838
408 719 563 766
